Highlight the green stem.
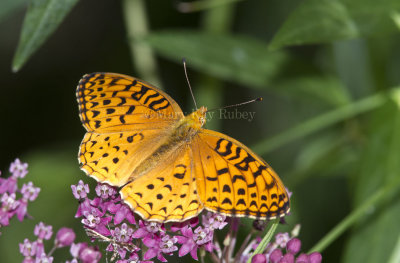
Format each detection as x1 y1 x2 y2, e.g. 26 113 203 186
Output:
177 0 243 13
247 219 279 263
252 92 388 155
122 0 161 88
198 0 235 130
309 186 388 253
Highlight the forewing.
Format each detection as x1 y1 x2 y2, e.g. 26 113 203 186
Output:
120 146 204 222
193 129 290 220
76 72 183 132
77 72 184 186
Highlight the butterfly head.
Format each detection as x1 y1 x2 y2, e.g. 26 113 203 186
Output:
188 106 207 128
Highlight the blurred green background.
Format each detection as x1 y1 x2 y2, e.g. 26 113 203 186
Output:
1 0 400 262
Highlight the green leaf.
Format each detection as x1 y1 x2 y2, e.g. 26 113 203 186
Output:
12 0 79 72
252 90 389 155
0 0 26 23
176 0 243 13
391 11 400 30
388 234 400 263
269 0 400 50
275 76 351 107
342 95 400 262
286 132 358 187
143 31 287 88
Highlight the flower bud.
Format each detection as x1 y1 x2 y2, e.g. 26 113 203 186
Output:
251 254 267 263
269 248 283 263
309 252 322 263
295 253 309 263
287 238 301 254
79 246 101 263
280 253 295 263
55 227 76 247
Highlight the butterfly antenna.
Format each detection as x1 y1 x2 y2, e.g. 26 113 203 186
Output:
207 97 263 112
183 58 198 110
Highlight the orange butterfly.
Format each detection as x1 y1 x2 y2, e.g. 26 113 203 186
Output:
76 73 290 222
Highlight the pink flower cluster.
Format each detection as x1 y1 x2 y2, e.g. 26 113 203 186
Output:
19 222 99 263
0 159 40 231
72 180 228 262
241 225 322 263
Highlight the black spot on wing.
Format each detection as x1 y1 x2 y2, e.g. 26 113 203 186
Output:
222 198 232 205
217 168 229 175
222 185 231 193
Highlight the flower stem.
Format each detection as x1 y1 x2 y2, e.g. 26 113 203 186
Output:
210 251 220 263
225 217 239 262
47 244 57 256
233 230 255 262
247 219 279 263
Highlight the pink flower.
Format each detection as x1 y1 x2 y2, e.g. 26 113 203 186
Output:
71 180 89 199
159 235 179 254
0 192 18 225
171 217 199 232
21 182 40 201
19 238 37 257
55 227 76 247
0 159 38 231
270 249 283 263
95 183 116 199
296 253 309 263
35 253 53 263
251 254 267 263
114 223 133 243
202 212 227 230
81 208 101 228
124 253 153 263
15 199 28 221
177 225 214 260
74 198 91 218
1 192 18 209
0 177 18 194
70 242 86 258
143 234 178 262
34 222 53 240
112 204 136 225
287 238 301 254
9 158 28 179
309 252 322 263
79 245 102 263
275 232 290 248
132 220 164 239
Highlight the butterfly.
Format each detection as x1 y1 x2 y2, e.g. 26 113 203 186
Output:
76 72 290 222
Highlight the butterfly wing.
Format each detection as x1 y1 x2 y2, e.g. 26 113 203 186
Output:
120 145 204 222
77 72 183 132
79 129 171 186
77 73 184 186
192 129 290 220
